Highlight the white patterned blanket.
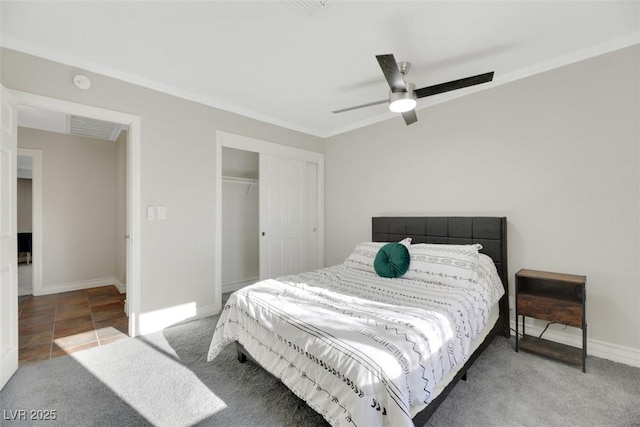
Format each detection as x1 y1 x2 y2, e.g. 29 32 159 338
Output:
207 262 503 427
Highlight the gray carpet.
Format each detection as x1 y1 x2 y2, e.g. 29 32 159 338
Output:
1 313 639 427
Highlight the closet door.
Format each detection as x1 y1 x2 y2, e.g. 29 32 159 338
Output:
259 154 306 280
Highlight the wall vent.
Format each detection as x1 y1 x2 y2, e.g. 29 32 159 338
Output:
67 115 123 141
290 0 327 16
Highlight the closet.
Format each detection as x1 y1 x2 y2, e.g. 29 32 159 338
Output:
221 147 259 293
216 131 324 301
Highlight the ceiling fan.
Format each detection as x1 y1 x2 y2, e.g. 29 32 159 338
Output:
332 54 494 125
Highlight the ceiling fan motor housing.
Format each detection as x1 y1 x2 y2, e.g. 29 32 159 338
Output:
389 82 417 113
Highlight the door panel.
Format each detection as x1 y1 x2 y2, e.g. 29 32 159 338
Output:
0 85 18 389
259 154 307 280
266 240 282 279
287 237 302 276
288 161 303 226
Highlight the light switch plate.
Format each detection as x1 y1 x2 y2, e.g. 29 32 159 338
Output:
157 206 167 220
147 206 155 221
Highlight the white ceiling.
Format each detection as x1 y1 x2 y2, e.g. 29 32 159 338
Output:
1 1 638 138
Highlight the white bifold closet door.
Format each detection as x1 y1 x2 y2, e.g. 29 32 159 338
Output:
259 153 317 280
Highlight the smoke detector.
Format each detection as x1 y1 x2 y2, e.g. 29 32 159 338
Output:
72 74 92 90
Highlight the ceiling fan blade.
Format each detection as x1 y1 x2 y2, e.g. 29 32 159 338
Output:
402 110 418 125
414 72 494 99
376 54 406 93
332 99 388 114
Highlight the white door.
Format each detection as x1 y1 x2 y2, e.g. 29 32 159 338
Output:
259 154 307 280
0 85 19 389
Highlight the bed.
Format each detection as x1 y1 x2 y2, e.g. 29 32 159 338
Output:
208 216 509 427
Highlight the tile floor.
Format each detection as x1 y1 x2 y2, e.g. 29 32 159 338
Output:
18 285 128 365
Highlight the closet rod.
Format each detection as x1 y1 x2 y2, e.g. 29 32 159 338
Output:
222 176 259 185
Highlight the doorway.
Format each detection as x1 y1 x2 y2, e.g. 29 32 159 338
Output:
13 108 132 364
215 131 324 312
12 91 142 337
16 119 127 296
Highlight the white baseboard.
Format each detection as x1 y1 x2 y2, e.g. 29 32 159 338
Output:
36 276 121 296
196 303 219 319
222 277 258 294
137 302 219 336
114 280 126 294
511 319 640 368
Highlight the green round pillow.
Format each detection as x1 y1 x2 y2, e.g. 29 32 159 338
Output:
374 242 410 278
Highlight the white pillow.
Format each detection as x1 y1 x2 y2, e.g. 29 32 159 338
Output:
398 237 412 247
344 238 412 273
403 243 480 286
476 253 505 306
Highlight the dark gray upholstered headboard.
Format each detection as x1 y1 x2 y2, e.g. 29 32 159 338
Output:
372 216 509 336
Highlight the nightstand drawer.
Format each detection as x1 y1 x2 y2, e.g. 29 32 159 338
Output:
517 294 583 328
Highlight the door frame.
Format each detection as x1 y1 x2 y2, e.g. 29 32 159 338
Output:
215 131 324 312
16 148 42 295
13 90 142 337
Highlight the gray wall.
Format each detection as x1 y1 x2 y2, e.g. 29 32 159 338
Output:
324 45 640 352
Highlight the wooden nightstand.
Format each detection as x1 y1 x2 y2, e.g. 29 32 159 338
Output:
515 268 587 372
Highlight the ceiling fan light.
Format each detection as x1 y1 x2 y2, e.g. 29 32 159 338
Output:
388 82 416 113
389 98 416 113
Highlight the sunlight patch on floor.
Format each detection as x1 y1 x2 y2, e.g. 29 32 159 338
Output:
137 302 198 335
71 337 226 425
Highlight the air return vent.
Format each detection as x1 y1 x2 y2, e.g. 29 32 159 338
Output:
290 0 327 15
67 115 123 141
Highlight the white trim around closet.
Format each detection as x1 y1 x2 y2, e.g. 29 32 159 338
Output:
214 131 325 313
